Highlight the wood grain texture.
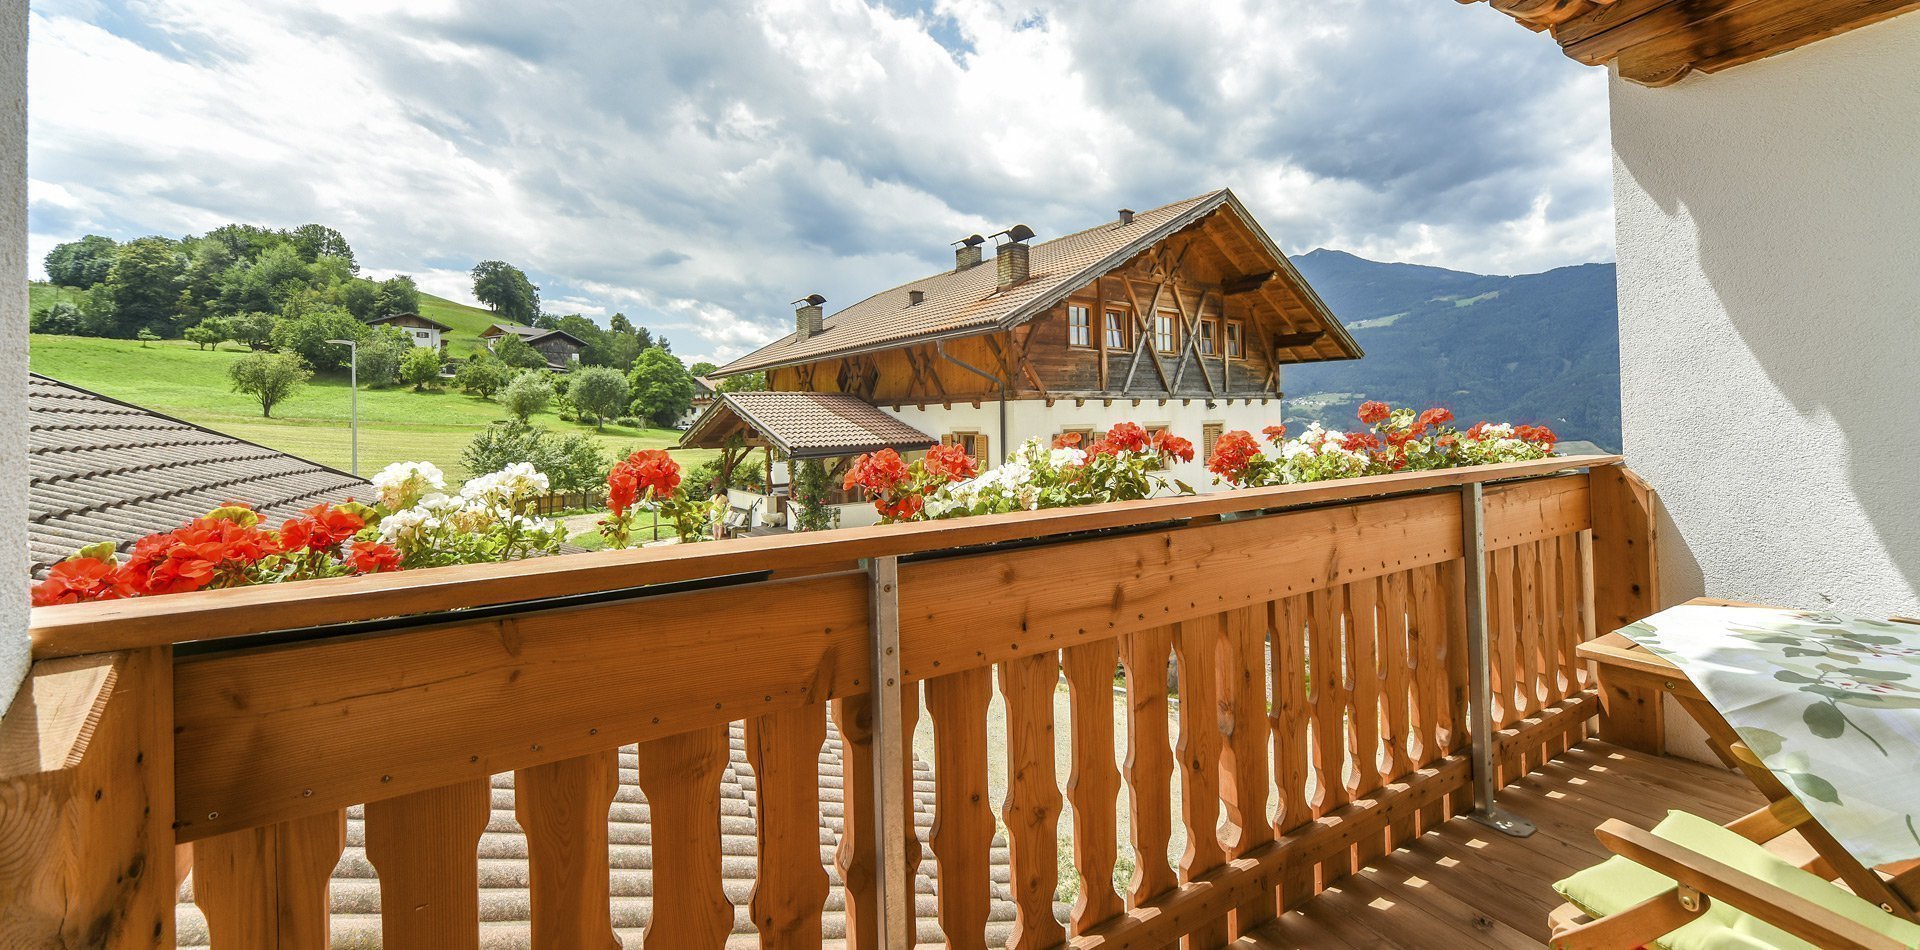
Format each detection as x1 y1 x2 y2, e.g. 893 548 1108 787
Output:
632 726 735 949
1588 463 1663 753
192 810 344 950
514 749 620 950
999 651 1067 950
1063 638 1125 933
0 647 174 950
363 779 491 950
925 667 995 948
1270 597 1311 836
1173 615 1228 950
1122 626 1178 907
746 704 831 949
1218 605 1275 937
832 695 879 950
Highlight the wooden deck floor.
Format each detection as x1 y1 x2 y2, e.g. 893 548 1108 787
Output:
1239 741 1763 949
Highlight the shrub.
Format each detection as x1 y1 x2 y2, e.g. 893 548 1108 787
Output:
352 326 413 388
30 301 86 336
400 346 443 391
270 305 363 372
499 370 553 421
460 421 610 496
454 356 511 398
491 332 548 370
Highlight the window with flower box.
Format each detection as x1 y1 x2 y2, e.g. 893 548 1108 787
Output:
1104 309 1128 350
1067 304 1092 348
1153 313 1177 354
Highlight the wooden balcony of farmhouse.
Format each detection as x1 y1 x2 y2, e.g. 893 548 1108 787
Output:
1 454 1738 949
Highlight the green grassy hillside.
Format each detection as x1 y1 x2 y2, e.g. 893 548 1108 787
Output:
417 292 509 357
29 334 709 482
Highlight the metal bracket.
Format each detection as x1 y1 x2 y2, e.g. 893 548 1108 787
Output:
1461 483 1537 839
864 555 915 946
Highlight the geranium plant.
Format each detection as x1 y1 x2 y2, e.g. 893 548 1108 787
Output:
842 443 979 523
374 461 569 567
599 449 723 546
1206 401 1557 488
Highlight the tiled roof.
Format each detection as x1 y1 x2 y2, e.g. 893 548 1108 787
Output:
716 189 1358 375
683 391 937 459
176 722 1037 948
27 374 370 577
368 311 453 331
484 323 588 348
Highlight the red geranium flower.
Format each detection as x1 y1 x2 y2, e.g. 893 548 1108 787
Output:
923 442 978 482
1261 424 1288 444
1465 422 1489 440
1340 431 1382 452
606 466 639 517
31 555 131 606
345 542 403 574
1515 424 1557 447
845 449 910 494
1051 432 1083 449
1103 421 1151 453
1153 431 1195 463
1358 401 1391 425
1207 429 1261 481
1417 407 1453 429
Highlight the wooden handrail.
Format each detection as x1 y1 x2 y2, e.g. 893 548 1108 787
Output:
30 454 1618 657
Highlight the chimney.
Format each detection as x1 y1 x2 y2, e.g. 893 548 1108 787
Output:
907 289 925 307
953 233 985 271
1118 208 1135 226
993 224 1035 291
793 294 825 338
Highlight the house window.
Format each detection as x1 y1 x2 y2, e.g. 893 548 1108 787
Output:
1104 309 1128 349
1226 321 1244 358
1202 422 1224 461
1067 304 1092 348
946 431 988 462
1145 424 1171 470
1056 427 1095 449
1198 319 1218 356
1153 313 1177 354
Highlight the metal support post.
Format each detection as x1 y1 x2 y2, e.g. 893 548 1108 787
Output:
1462 482 1536 838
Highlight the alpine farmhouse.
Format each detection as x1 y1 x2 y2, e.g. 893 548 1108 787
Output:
686 189 1361 527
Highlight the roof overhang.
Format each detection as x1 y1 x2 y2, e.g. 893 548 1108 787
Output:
1460 0 1920 87
679 392 938 460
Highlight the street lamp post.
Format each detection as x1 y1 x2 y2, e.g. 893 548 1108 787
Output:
327 338 359 476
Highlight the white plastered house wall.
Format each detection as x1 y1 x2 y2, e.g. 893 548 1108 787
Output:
1610 10 1920 760
1 0 27 713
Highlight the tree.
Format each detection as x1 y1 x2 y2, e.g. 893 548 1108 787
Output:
454 355 511 398
30 301 86 336
499 370 553 422
229 351 310 418
628 346 696 426
288 224 357 272
103 236 186 336
221 243 310 315
720 371 767 393
460 422 611 496
334 277 380 320
227 311 278 350
184 324 221 350
568 366 630 430
270 305 364 373
689 361 718 377
471 260 540 324
353 326 413 387
43 235 118 288
491 331 549 370
401 346 443 391
374 275 420 317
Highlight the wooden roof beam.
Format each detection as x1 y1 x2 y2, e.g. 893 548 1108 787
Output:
1221 272 1277 296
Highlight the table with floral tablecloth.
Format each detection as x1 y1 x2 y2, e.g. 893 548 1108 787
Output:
1620 603 1920 868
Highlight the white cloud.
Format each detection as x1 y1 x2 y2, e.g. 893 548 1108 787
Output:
27 0 1612 364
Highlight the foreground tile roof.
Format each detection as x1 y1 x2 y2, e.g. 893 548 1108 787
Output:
176 722 1035 948
683 391 938 460
27 373 370 576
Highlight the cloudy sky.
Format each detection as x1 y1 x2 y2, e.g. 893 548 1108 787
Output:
27 0 1611 364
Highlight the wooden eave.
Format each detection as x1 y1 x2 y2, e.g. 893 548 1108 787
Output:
1461 0 1920 87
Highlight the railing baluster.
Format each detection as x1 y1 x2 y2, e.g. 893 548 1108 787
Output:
1562 532 1588 692
1409 564 1450 832
1487 545 1514 729
1378 572 1418 848
1063 638 1123 934
1518 541 1544 720
926 667 994 949
1345 579 1385 855
746 703 831 949
515 749 620 950
1271 596 1316 911
1173 615 1228 950
193 810 344 949
999 650 1066 950
1122 626 1178 908
632 726 734 949
832 695 880 949
364 779 491 949
1220 605 1275 937
1308 587 1349 816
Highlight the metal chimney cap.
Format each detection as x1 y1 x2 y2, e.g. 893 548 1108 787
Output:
990 224 1035 244
791 293 826 307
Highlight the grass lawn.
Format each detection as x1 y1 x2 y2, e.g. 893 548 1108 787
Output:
30 334 714 482
416 293 507 358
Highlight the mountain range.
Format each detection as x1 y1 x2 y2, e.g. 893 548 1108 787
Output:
1283 249 1621 452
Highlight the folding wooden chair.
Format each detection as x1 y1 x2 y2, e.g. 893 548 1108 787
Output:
1549 798 1920 949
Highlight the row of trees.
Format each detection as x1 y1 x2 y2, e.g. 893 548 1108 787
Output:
38 225 421 340
449 345 720 429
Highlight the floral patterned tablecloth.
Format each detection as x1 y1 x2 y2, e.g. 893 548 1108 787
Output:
1620 604 1920 867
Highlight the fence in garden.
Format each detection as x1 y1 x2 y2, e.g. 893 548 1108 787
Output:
6 454 1656 948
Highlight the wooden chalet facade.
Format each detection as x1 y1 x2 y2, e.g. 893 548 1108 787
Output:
479 323 588 371
690 189 1360 525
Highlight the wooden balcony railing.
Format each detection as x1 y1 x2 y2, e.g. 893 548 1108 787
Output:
0 455 1657 949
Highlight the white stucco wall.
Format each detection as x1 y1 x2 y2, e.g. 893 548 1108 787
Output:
1611 12 1920 622
0 0 26 713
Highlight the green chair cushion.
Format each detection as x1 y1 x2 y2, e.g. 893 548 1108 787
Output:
1554 810 1920 950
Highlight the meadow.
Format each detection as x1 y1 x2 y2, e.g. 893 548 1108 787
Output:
30 333 714 482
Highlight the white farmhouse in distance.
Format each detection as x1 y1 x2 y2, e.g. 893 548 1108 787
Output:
366 312 452 351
